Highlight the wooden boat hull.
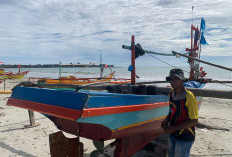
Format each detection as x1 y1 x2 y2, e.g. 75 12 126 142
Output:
7 82 204 156
7 86 169 140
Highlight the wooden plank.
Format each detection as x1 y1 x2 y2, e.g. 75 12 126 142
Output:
24 110 40 128
49 131 83 157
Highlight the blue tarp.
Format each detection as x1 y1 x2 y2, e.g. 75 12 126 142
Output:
184 81 204 88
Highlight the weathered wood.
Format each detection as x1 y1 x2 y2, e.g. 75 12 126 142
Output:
136 81 168 84
28 110 35 125
137 80 232 84
49 131 83 157
24 110 40 128
207 80 232 84
188 88 232 99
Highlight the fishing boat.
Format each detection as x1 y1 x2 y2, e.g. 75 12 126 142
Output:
34 61 131 85
7 70 30 79
0 69 4 74
0 70 13 79
7 18 216 156
36 71 130 85
7 83 204 157
0 67 29 79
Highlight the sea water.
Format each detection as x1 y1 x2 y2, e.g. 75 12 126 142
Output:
4 65 232 90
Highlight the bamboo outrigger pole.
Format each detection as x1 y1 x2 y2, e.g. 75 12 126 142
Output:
172 51 232 72
122 45 175 56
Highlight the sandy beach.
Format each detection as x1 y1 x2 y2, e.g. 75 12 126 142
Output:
0 79 232 157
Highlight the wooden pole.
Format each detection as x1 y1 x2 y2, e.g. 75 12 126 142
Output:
59 61 62 78
131 35 136 85
4 79 6 90
172 51 232 72
24 110 40 128
28 110 35 125
190 25 194 80
18 64 21 73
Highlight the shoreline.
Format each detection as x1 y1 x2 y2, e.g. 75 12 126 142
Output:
0 64 114 68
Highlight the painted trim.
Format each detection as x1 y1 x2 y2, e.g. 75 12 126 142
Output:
82 102 169 117
112 115 167 132
7 98 82 121
78 105 169 130
11 86 88 110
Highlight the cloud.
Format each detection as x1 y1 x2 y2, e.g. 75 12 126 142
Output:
0 0 232 66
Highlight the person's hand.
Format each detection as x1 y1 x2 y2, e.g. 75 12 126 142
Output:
164 126 175 133
161 120 168 129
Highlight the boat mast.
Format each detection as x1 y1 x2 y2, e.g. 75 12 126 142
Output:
100 54 104 78
131 35 136 85
59 61 62 78
18 64 21 73
187 25 201 80
189 6 195 80
188 6 202 80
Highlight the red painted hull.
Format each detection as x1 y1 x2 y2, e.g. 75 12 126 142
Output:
48 115 165 141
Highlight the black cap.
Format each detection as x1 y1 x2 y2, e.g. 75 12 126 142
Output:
166 68 185 81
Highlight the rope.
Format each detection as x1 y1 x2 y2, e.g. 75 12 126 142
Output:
148 53 191 74
72 63 93 76
149 54 232 88
109 66 116 80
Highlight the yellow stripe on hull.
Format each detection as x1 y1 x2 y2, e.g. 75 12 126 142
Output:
112 115 166 133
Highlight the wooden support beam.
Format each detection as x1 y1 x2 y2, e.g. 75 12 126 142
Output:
206 80 232 84
24 110 40 128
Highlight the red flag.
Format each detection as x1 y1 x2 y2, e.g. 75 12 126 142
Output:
18 64 21 68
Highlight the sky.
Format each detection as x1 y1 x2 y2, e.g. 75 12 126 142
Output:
0 0 232 67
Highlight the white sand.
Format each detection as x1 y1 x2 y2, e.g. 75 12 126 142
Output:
0 79 232 157
191 98 232 157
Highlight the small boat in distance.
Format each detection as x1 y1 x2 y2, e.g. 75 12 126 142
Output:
8 71 30 79
0 65 30 79
33 60 131 85
35 72 131 85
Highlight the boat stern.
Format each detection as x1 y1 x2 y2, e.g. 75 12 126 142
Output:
7 86 89 121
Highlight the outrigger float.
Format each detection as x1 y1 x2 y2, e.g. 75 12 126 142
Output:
7 18 232 157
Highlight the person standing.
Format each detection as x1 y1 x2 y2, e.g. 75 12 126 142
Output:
161 68 198 157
